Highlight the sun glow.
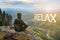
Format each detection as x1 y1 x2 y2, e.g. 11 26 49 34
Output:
44 6 54 12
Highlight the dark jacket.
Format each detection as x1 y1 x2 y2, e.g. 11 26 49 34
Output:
14 19 28 32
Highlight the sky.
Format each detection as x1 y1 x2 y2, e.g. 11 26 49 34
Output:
0 0 60 11
0 0 60 24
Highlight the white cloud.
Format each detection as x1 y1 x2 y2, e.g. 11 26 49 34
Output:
0 0 48 3
0 5 22 8
33 0 60 11
0 0 33 3
0 0 60 11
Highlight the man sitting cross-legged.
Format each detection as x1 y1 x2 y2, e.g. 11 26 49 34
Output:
14 13 28 32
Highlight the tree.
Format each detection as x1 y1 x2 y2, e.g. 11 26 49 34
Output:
0 9 2 26
0 9 2 14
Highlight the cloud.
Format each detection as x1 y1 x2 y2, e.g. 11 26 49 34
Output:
0 0 48 8
32 0 60 11
0 0 34 3
0 0 34 8
0 0 60 11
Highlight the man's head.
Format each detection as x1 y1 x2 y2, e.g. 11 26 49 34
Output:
17 13 22 20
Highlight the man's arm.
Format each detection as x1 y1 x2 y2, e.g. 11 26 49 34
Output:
22 20 28 28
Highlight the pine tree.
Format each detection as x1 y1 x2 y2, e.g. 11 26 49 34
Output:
0 9 2 14
0 9 2 26
2 11 6 22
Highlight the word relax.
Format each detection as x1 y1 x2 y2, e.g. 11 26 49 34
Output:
34 13 56 23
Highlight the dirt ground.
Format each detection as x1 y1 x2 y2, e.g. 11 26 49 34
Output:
0 32 30 40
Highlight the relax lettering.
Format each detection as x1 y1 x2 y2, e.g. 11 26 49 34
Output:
34 13 56 23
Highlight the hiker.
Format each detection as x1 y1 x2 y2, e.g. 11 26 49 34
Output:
14 13 28 32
